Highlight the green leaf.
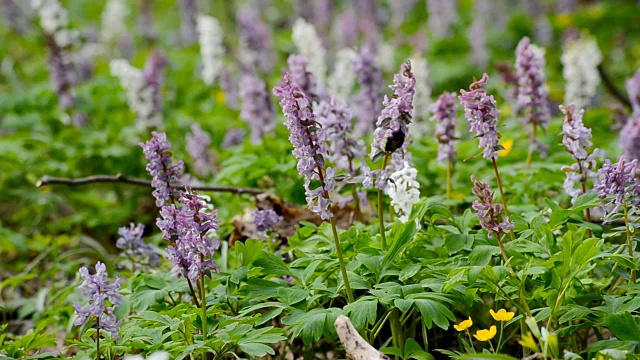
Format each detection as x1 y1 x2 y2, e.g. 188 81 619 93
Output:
445 234 473 255
254 252 292 276
604 312 640 341
382 221 418 271
413 298 455 330
238 342 275 357
344 298 378 330
405 338 434 360
469 245 499 266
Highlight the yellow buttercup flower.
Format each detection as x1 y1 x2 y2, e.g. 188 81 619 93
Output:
490 309 515 322
215 90 225 104
498 139 513 157
453 317 473 332
473 325 497 341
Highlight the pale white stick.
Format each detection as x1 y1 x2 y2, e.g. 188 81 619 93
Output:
335 315 389 360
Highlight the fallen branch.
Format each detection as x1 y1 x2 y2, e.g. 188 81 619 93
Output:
35 174 265 195
335 315 389 360
597 64 632 111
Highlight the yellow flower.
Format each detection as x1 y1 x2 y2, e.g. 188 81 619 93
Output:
473 325 497 341
490 309 515 322
453 317 473 332
498 139 513 157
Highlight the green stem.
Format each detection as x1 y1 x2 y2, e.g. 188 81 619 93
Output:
370 309 393 343
466 330 476 353
186 278 201 308
390 309 403 355
378 154 390 250
623 197 636 284
96 318 101 360
492 158 515 240
330 217 354 303
496 322 504 352
525 123 537 169
446 160 452 201
199 274 208 342
488 340 496 353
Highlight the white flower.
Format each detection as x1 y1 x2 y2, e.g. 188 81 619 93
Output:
386 164 421 223
110 59 161 127
410 56 432 136
561 36 602 109
197 15 225 86
328 48 357 102
101 0 129 44
292 18 326 86
32 0 77 48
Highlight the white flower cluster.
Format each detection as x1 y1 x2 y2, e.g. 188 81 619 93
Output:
561 36 602 109
386 165 421 223
410 56 432 134
101 0 129 44
327 48 357 102
31 0 77 47
292 18 326 86
197 15 225 86
110 59 161 128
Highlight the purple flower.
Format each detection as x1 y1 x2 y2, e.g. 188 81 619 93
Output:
515 37 551 128
427 0 458 39
459 73 501 160
73 262 122 340
287 54 324 102
143 51 166 114
371 60 416 160
219 66 240 110
2 0 29 34
273 73 334 220
468 16 488 68
595 157 640 217
430 91 458 164
116 223 160 267
222 128 245 148
239 73 274 145
316 97 366 175
177 0 197 46
471 175 514 238
561 105 592 162
335 6 358 49
353 47 384 135
626 70 640 116
136 0 158 42
158 190 221 281
620 117 640 162
44 34 74 111
560 105 599 202
139 132 185 208
186 123 214 178
253 209 283 232
237 7 273 74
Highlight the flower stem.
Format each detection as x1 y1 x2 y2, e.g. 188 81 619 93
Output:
378 154 390 250
390 309 403 354
577 160 593 237
465 330 476 353
446 160 452 201
494 231 509 265
330 217 354 303
199 273 208 344
623 197 636 284
96 318 101 360
525 123 537 169
496 322 504 352
491 158 515 240
186 278 201 308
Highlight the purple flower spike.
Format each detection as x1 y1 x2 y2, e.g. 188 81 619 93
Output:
159 190 221 281
459 73 501 160
116 223 160 267
73 262 122 340
186 123 214 178
237 7 273 74
139 132 184 208
253 209 283 232
430 91 458 164
239 73 274 145
595 157 640 218
515 37 551 128
370 60 416 160
273 73 335 220
287 54 323 102
353 47 384 135
626 70 640 116
620 117 640 162
471 175 514 238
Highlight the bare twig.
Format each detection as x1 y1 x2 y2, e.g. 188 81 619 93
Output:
597 64 632 111
35 173 264 195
